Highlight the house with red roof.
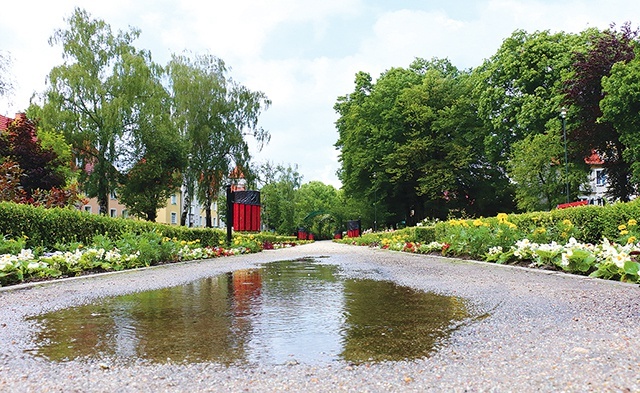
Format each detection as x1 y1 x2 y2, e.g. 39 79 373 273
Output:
578 150 610 206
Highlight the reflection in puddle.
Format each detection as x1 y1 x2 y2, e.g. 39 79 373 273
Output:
29 259 474 365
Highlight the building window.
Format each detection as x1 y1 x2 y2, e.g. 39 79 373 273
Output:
171 212 177 225
596 170 607 187
122 210 128 218
213 217 217 227
110 208 117 218
84 206 92 213
110 191 117 200
171 194 177 205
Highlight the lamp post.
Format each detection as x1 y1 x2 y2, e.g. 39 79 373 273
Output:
561 107 569 203
372 173 377 232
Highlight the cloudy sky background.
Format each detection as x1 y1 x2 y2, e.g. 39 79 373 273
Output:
1 0 639 187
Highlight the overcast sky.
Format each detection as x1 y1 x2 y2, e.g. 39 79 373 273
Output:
1 0 639 187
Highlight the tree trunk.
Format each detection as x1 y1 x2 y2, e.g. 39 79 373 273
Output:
180 186 191 226
146 209 157 222
205 188 213 228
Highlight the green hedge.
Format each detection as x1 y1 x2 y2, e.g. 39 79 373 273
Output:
0 202 226 249
336 199 640 250
426 199 640 247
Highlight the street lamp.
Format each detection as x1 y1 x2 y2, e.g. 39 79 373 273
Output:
561 107 569 203
372 173 377 232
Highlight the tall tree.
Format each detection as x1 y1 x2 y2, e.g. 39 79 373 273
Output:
475 29 587 165
336 58 511 224
115 72 186 221
168 53 270 227
601 55 640 186
507 130 587 211
41 7 161 214
564 23 639 201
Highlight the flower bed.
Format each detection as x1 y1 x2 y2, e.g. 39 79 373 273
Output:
335 203 640 284
0 232 306 287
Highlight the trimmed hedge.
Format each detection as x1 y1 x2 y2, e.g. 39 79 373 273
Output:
0 202 226 249
339 199 640 251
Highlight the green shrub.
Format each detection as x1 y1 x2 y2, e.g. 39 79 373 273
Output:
0 202 226 249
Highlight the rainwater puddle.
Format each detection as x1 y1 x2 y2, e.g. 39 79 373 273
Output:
28 259 474 366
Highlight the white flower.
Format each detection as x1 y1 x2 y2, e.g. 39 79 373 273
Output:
27 261 40 270
17 249 35 261
488 246 503 255
0 255 15 270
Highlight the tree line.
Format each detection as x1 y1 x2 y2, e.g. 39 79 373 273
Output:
22 8 270 224
335 23 640 228
1 8 366 237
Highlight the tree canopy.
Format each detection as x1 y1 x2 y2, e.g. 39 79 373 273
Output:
336 24 640 225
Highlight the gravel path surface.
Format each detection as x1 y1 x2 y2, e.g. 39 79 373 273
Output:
1 241 639 392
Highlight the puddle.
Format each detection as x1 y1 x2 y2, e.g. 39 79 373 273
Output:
28 259 474 365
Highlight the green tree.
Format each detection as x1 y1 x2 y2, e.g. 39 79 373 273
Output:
26 104 75 183
41 8 161 215
336 58 511 224
565 23 639 201
601 55 640 185
168 53 270 227
259 163 302 235
335 66 423 226
507 131 587 211
475 29 589 163
294 181 341 238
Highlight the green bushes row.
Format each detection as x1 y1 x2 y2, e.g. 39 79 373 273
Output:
0 202 227 249
424 200 640 247
339 200 640 253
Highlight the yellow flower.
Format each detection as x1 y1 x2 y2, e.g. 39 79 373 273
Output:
562 219 572 227
628 236 637 244
619 224 627 231
535 227 546 234
620 230 629 236
561 231 568 238
497 213 508 223
629 219 637 227
473 219 484 227
508 223 517 230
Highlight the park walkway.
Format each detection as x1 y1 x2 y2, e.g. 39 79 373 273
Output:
1 241 638 392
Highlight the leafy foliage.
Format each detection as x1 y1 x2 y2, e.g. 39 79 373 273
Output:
168 53 271 227
335 58 514 225
41 8 174 215
564 23 639 201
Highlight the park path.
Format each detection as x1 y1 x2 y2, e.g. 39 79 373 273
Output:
1 240 639 392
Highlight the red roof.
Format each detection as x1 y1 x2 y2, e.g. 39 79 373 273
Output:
585 149 604 165
0 114 12 131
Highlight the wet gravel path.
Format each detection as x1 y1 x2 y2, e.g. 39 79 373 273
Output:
1 241 639 392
